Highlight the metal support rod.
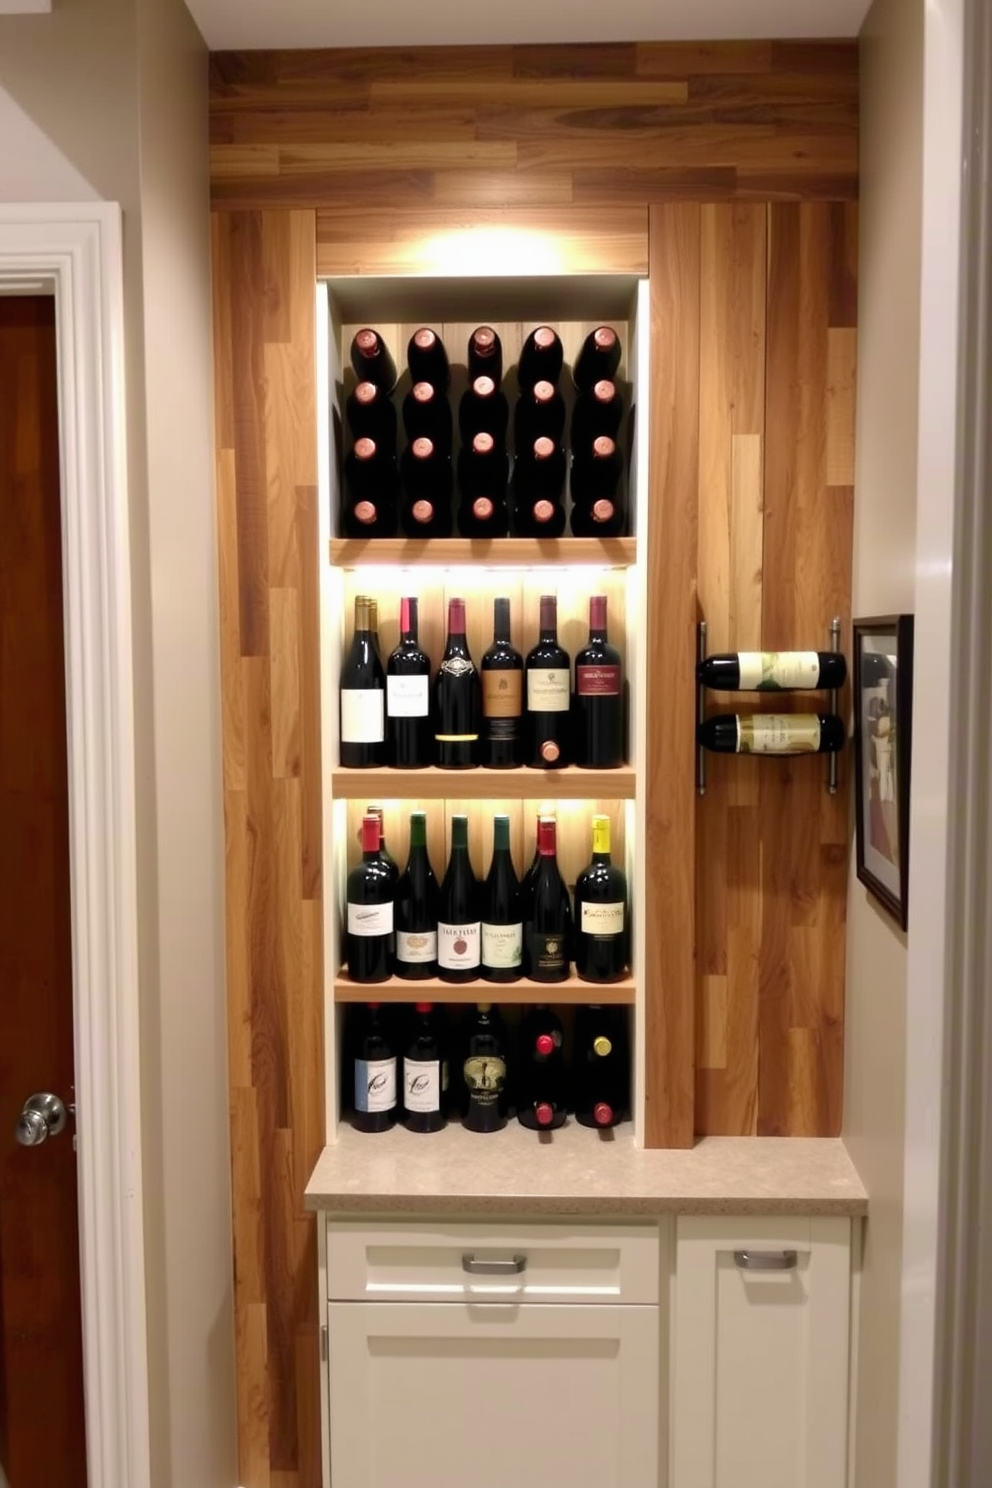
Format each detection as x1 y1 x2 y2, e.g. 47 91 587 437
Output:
828 615 841 795
697 621 707 797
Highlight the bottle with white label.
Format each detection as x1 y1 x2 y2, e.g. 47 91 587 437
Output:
574 815 629 983
525 594 571 769
403 1002 446 1134
351 1003 397 1133
345 814 394 983
386 596 433 767
481 814 523 984
394 811 439 980
340 595 387 768
438 814 482 984
696 650 847 692
698 713 846 755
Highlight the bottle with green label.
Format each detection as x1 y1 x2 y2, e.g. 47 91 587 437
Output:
698 713 845 755
481 815 523 983
696 651 847 692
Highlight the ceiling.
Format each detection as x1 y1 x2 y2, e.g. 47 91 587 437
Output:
186 0 871 52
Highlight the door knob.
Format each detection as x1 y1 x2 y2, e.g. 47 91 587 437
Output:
15 1092 68 1146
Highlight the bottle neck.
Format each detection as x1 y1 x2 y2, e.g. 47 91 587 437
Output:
409 813 427 851
589 595 608 641
445 599 469 655
492 816 511 855
538 597 558 642
400 596 419 644
493 598 511 643
537 820 557 858
449 817 469 858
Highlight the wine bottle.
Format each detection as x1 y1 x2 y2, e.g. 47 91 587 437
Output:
514 380 566 448
480 597 523 768
402 380 453 449
364 805 399 885
400 437 454 537
696 651 848 692
517 1005 567 1130
468 325 503 387
525 594 571 768
350 328 398 393
434 598 480 769
342 437 399 537
572 326 622 392
345 814 394 983
340 596 387 768
569 493 627 538
407 327 450 391
386 596 433 767
346 380 398 450
461 1002 509 1133
574 815 629 983
457 490 511 539
512 438 567 538
522 817 572 982
521 814 553 905
574 595 624 769
350 1002 397 1132
517 326 564 391
698 713 846 755
403 1002 446 1133
569 436 623 506
573 1004 628 1128
394 811 440 980
437 814 482 983
481 814 523 982
458 375 510 444
457 431 510 501
571 379 623 443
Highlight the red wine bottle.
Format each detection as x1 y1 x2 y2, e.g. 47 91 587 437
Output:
517 1005 566 1130
342 436 399 537
386 596 433 767
573 1005 628 1128
365 805 399 886
350 1003 397 1132
512 438 567 538
696 651 848 691
574 816 629 983
698 713 846 754
350 328 398 393
457 431 510 502
402 380 453 449
569 436 623 506
345 815 394 982
522 818 572 982
438 814 482 983
521 814 553 906
394 811 439 980
459 375 510 444
457 490 511 539
461 1002 509 1132
480 598 523 767
574 595 624 769
570 379 623 443
407 327 450 391
525 594 571 768
572 326 622 392
346 380 398 450
481 814 523 983
340 596 387 768
434 598 480 769
400 437 453 537
569 493 627 538
514 380 566 448
468 325 503 387
403 1002 446 1133
517 326 564 391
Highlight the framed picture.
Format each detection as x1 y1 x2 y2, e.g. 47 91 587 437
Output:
853 615 914 929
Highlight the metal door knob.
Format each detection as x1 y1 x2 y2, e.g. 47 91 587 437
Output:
15 1092 68 1146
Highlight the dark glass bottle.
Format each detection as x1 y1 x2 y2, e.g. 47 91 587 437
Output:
434 598 481 769
457 490 511 539
517 1006 567 1130
515 380 566 449
573 1005 628 1128
365 805 399 886
400 437 454 537
468 325 503 387
403 1002 446 1133
570 379 623 444
698 713 846 754
522 817 572 983
386 596 433 767
437 814 482 983
696 651 848 692
517 326 564 391
340 595 387 768
350 328 398 393
481 814 523 983
480 597 523 769
569 436 623 507
402 380 453 449
572 326 622 392
407 327 450 391
461 1002 509 1132
525 595 571 769
574 815 629 984
512 438 567 538
350 1002 397 1133
573 594 624 769
342 437 399 537
521 814 552 907
459 375 510 444
345 814 394 983
569 494 627 539
346 380 398 450
394 811 440 980
457 431 510 503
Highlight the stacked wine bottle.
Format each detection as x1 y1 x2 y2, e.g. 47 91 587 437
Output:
696 649 848 756
339 323 630 540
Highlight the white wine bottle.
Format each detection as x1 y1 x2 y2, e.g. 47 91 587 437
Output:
698 713 845 755
697 651 847 691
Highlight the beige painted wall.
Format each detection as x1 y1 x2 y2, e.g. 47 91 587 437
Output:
845 0 924 1484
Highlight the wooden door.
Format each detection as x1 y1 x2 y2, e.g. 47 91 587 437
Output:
0 296 87 1485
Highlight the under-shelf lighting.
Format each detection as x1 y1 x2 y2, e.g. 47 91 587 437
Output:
412 227 566 277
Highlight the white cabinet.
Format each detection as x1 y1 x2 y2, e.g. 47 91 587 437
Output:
670 1216 852 1488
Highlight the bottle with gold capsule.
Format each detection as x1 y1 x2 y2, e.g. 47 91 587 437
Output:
573 1004 627 1129
574 815 629 983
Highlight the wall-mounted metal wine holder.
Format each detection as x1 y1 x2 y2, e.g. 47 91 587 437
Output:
696 616 843 798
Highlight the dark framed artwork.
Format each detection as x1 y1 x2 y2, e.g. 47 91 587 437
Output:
853 615 914 929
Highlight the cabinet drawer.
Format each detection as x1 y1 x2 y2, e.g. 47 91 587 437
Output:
326 1220 660 1304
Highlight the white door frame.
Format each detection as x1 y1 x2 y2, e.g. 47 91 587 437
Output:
0 203 150 1488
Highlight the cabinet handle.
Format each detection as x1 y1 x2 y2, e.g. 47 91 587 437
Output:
461 1254 527 1276
733 1249 798 1271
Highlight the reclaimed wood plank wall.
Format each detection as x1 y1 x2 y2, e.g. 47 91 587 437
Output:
209 41 858 1486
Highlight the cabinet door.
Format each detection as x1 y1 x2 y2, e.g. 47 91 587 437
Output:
328 1301 658 1488
671 1216 851 1488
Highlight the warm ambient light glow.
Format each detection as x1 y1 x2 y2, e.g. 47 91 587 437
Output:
412 227 567 277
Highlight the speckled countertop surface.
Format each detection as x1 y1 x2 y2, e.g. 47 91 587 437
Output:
304 1125 867 1217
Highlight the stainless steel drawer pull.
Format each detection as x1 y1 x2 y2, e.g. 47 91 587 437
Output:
462 1254 527 1276
734 1249 798 1271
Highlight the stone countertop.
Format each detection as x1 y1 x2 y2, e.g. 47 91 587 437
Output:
304 1124 867 1217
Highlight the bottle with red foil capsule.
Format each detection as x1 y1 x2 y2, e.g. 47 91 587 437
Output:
514 379 566 449
346 379 398 450
572 325 622 392
342 437 399 537
521 817 572 982
574 595 624 768
402 379 453 450
350 327 398 393
458 375 510 444
399 436 454 538
517 1006 567 1130
517 325 564 391
525 594 571 768
467 325 503 387
406 326 450 392
570 379 623 444
573 1004 628 1129
345 814 394 983
457 432 510 538
570 435 623 506
511 438 567 538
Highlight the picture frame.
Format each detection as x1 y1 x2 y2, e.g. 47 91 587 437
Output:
853 615 914 929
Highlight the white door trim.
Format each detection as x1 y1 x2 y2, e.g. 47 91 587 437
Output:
0 203 150 1488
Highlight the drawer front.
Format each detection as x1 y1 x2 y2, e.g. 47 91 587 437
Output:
326 1220 660 1304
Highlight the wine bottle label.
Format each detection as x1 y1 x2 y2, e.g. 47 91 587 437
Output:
481 921 523 968
527 668 570 711
580 901 626 936
737 651 821 691
576 664 621 696
463 1054 506 1108
437 921 481 970
403 1058 441 1113
440 655 475 678
347 901 394 936
341 688 385 743
387 674 429 718
354 1057 396 1114
529 932 569 973
485 717 520 743
395 928 437 964
737 714 822 754
482 670 522 717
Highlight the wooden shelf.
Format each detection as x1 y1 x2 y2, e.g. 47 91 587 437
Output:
334 973 636 1005
331 764 636 800
329 537 636 568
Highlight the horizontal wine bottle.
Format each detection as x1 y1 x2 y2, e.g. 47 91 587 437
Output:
569 436 623 505
514 380 566 448
571 379 623 443
459 375 510 444
346 380 397 450
572 326 622 392
468 325 503 387
400 437 454 537
697 650 848 692
698 713 846 755
406 327 450 391
350 328 397 393
517 326 564 391
402 380 453 449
